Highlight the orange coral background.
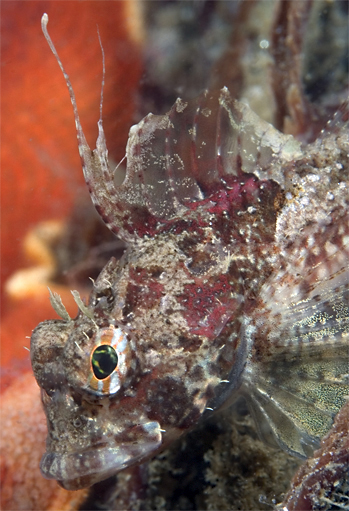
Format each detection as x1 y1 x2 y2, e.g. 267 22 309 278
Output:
1 2 142 509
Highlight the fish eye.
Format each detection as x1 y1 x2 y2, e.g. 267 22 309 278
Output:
85 326 130 396
91 345 118 379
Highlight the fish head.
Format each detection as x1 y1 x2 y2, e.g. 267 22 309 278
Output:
30 248 238 490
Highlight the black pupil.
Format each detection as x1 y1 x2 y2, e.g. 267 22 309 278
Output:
92 345 118 380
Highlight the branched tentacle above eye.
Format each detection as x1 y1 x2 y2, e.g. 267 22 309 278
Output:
48 287 71 321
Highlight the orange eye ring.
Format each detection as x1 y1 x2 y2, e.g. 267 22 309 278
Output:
88 326 130 395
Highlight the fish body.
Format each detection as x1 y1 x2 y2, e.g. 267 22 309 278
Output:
30 14 349 491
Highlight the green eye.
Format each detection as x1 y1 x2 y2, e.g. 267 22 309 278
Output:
91 345 118 380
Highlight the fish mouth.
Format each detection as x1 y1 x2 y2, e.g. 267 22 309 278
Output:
40 421 162 490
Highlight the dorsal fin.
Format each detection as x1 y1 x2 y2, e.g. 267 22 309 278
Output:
41 14 302 241
41 14 130 240
41 14 90 164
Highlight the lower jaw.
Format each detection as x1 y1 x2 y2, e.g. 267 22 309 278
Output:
41 435 162 490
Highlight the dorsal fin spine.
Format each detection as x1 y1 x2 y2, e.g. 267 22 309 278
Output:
41 14 89 158
41 13 127 239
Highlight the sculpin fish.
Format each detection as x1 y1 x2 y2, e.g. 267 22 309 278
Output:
30 13 349 490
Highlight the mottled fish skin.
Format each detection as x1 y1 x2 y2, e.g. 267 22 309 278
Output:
30 15 348 490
